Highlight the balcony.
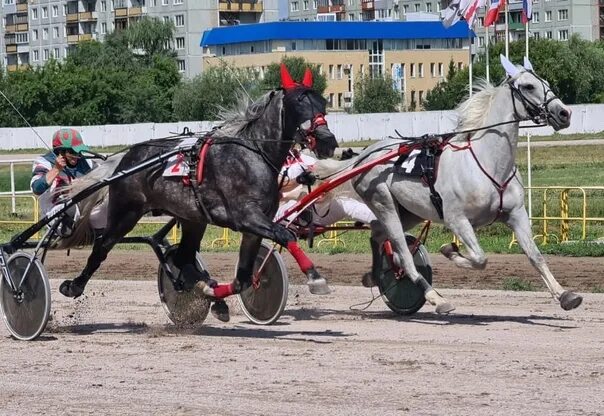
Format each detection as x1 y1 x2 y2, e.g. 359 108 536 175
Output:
67 13 79 22
317 0 345 14
16 2 27 13
218 1 264 12
7 64 29 72
6 44 17 54
114 6 147 18
79 11 98 21
362 0 374 10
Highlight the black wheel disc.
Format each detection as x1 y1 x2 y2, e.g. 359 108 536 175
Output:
0 253 51 341
157 245 211 326
238 242 288 325
376 236 433 316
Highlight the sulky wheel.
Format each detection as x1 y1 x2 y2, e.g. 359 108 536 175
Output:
0 252 51 341
376 235 433 316
237 241 288 325
157 245 211 326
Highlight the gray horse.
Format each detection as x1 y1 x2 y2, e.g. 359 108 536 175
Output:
316 56 582 314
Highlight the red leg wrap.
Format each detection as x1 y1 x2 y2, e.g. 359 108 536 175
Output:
213 283 235 299
287 241 313 273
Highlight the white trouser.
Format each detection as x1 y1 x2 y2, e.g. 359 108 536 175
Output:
89 198 109 230
275 197 376 227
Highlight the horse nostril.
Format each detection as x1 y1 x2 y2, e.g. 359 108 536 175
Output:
559 109 570 120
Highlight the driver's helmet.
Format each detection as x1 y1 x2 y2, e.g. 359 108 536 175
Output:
51 128 89 154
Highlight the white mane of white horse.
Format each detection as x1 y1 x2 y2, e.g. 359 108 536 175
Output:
455 80 498 132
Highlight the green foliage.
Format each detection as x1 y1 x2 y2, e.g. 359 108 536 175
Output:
123 17 176 58
424 35 604 110
352 73 401 113
502 277 536 291
0 21 180 127
262 56 327 95
172 61 259 121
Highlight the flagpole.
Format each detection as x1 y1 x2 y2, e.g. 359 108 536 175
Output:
468 28 473 97
504 1 510 58
525 20 529 58
485 9 490 84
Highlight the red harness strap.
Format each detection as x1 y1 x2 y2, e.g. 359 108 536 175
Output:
196 138 213 184
449 135 517 224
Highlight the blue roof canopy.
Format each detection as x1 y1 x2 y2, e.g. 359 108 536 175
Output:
201 21 471 46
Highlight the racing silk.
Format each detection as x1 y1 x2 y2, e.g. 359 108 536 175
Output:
280 152 317 180
31 151 94 215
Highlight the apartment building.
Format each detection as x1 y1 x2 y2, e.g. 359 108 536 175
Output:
201 20 470 110
1 0 279 78
288 0 602 43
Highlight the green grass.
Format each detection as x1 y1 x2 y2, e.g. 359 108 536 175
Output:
2 143 604 256
502 277 536 291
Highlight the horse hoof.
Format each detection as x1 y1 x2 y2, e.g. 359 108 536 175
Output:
439 242 459 259
211 301 230 323
59 280 84 298
361 272 377 288
307 278 331 295
194 281 215 297
436 302 455 314
559 291 583 311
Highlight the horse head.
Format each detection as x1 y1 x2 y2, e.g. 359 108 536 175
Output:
280 64 338 159
500 55 571 131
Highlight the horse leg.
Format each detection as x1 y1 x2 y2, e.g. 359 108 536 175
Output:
505 207 582 310
59 205 144 298
370 195 454 314
440 218 488 270
173 220 211 290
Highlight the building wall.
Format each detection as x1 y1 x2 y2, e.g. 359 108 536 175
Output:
203 47 467 110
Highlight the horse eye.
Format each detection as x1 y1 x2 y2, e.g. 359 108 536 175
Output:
523 84 535 91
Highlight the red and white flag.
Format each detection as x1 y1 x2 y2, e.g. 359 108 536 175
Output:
442 0 485 28
484 0 506 27
521 0 532 23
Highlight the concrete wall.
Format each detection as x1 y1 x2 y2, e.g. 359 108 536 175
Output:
2 103 604 150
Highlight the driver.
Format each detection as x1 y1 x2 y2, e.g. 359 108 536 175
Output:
30 128 105 237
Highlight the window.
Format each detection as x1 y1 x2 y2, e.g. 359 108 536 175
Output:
176 37 185 49
162 0 169 5
410 63 416 77
163 16 170 23
478 36 484 47
349 13 354 20
43 49 49 61
337 64 343 79
175 14 184 26
558 9 568 21
425 3 432 12
436 2 440 12
291 1 299 11
533 32 540 39
329 64 334 79
53 27 59 38
414 3 420 12
313 0 317 8
410 90 416 105
419 63 424 77
101 1 107 12
533 12 539 23
291 41 296 50
174 0 184 4
403 4 409 14
33 50 39 61
438 62 444 76
15 33 28 43
52 5 58 17
32 29 38 41
42 7 48 18
419 91 424 104
430 62 435 77
101 22 107 34
559 29 569 41
457 62 463 70
545 11 551 22
63 4 67 15
546 31 552 39
177 59 186 72
477 17 484 26
43 28 48 40
64 47 69 57
303 0 308 10
32 8 38 19
54 48 60 58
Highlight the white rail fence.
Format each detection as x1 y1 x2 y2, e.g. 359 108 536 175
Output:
1 103 604 150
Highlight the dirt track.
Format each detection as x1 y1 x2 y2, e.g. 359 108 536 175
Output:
1 251 604 415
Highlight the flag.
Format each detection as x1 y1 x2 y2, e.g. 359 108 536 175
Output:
484 0 506 27
521 0 532 23
441 0 484 28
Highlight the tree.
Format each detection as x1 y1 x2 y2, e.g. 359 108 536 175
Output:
352 73 401 113
123 17 176 59
423 61 469 111
261 56 327 94
172 61 259 121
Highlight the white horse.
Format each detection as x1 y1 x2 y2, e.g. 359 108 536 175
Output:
316 56 582 314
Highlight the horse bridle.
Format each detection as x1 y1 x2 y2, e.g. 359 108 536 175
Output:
508 71 559 125
291 89 330 152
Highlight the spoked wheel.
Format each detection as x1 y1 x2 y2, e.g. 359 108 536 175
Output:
237 241 288 325
0 252 51 341
376 235 433 316
157 245 211 326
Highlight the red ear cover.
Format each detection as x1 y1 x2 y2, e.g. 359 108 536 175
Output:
280 63 296 89
302 68 313 88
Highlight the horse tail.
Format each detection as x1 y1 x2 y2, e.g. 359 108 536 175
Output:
56 154 125 249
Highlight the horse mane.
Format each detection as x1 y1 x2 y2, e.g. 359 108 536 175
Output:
454 80 498 133
213 90 282 137
55 154 124 249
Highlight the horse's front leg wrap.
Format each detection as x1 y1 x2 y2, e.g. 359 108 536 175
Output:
286 241 314 273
